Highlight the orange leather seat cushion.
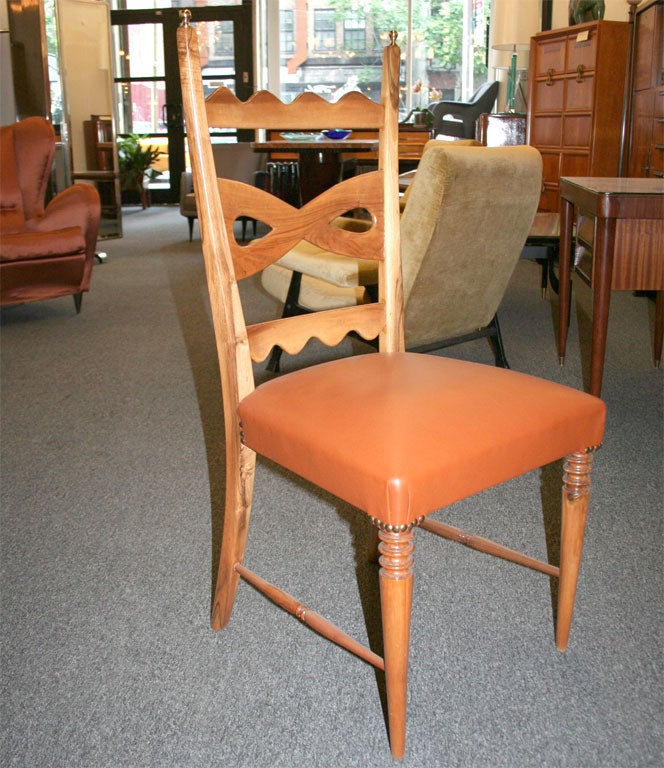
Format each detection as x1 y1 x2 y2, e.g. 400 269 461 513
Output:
0 228 86 262
238 353 606 528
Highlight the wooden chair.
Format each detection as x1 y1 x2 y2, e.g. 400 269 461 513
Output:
178 15 606 760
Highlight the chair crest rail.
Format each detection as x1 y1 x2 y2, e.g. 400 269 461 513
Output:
206 87 385 130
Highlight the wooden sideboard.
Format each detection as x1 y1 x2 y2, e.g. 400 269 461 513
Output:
527 20 629 211
625 0 663 178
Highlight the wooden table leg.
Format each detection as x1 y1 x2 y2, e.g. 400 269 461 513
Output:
589 215 616 397
298 150 342 204
558 197 574 365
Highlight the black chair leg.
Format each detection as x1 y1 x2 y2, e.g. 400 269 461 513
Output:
537 256 549 298
267 271 307 373
486 315 509 368
73 292 83 314
187 217 195 241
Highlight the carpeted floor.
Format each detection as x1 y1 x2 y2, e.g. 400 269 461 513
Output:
1 205 662 767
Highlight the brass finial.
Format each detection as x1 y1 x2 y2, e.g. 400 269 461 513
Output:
388 30 398 45
179 9 191 27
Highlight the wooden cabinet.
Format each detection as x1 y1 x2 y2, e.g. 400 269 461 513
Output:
79 116 122 228
626 0 663 178
83 117 115 172
527 20 629 211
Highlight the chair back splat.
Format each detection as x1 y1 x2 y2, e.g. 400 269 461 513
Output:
178 11 606 760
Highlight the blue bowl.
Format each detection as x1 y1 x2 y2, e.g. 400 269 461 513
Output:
322 129 352 141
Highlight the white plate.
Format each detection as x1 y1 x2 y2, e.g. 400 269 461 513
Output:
280 132 323 142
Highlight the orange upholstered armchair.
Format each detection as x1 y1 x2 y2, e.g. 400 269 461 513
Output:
0 117 101 312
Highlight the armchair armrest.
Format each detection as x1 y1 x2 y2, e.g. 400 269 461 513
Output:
27 183 100 260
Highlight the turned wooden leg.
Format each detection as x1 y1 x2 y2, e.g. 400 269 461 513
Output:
379 528 414 759
556 450 594 651
211 442 256 630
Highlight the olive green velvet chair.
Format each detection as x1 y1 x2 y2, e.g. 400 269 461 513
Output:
261 141 542 369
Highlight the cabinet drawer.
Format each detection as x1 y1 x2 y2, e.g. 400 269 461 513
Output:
539 186 561 212
563 114 592 146
566 30 598 71
656 90 664 119
534 39 566 76
652 145 664 177
561 151 590 177
540 151 561 183
654 114 663 145
531 115 563 146
533 78 564 111
565 75 595 111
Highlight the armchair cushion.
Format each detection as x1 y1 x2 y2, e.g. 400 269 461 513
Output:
273 216 377 288
261 263 369 311
0 228 85 262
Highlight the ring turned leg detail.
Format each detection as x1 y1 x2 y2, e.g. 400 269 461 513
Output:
557 449 594 651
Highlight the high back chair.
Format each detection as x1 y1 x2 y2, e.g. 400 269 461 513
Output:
178 14 606 760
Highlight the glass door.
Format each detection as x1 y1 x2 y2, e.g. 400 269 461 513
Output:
110 4 252 204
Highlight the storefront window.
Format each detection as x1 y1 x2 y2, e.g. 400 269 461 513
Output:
313 10 336 52
275 0 489 113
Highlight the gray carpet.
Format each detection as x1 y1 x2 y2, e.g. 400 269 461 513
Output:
1 205 662 768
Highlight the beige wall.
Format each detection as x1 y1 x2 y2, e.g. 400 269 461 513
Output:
552 0 630 27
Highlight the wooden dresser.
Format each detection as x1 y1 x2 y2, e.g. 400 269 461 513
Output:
626 0 663 178
527 20 629 211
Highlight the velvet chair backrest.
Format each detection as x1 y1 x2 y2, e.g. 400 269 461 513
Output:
0 117 56 234
400 141 542 346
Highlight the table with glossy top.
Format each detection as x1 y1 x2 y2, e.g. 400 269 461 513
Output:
251 139 379 204
558 176 664 397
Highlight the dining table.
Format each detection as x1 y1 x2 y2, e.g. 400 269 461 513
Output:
251 138 378 204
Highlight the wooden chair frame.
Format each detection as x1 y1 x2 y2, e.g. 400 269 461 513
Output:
177 13 605 760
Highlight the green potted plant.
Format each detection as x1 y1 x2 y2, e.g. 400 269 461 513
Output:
117 134 162 207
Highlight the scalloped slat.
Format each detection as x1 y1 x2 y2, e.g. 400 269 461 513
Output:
206 88 384 130
247 304 386 362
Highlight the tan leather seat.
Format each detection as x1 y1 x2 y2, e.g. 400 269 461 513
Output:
240 353 604 528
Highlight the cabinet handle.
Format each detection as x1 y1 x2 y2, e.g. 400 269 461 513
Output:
546 68 554 86
576 64 585 82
